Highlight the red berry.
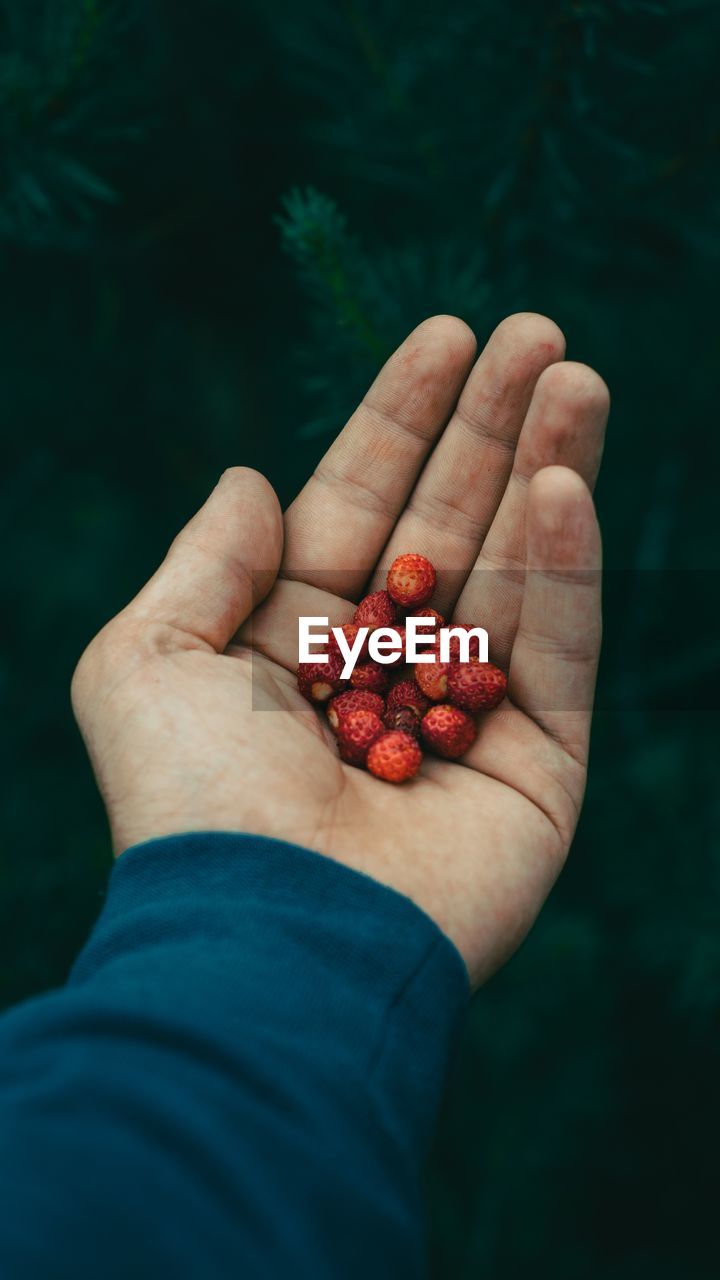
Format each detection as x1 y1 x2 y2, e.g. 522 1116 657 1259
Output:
440 624 483 661
367 730 423 783
421 704 477 758
336 709 384 767
412 606 445 629
328 622 369 664
384 706 422 738
386 554 436 608
415 653 452 701
297 653 348 704
386 679 430 720
353 590 397 630
350 662 390 695
378 623 406 666
447 661 507 713
327 690 385 733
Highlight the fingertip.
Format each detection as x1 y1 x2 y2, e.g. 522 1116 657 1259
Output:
492 312 566 363
406 313 478 366
534 360 610 413
217 466 284 560
218 464 279 507
369 314 478 428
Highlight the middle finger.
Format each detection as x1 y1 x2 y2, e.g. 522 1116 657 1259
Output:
368 312 565 614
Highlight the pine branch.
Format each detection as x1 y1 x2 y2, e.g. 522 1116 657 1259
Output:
277 185 491 437
0 0 145 248
276 186 386 362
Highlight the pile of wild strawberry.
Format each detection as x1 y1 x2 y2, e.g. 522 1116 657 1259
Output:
297 554 507 784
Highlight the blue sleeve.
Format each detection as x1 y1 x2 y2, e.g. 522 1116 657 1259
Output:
0 833 469 1279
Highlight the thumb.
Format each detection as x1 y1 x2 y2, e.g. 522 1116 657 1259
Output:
129 467 284 652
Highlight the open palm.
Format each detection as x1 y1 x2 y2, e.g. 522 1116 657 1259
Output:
73 314 608 985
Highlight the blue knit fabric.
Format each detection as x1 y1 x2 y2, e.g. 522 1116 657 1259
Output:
0 833 468 1278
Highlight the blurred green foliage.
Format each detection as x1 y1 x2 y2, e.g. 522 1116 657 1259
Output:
1 1 719 1275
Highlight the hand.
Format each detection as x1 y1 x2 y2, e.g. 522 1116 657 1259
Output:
72 314 608 986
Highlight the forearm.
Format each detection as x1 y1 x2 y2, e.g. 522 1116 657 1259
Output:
0 834 468 1279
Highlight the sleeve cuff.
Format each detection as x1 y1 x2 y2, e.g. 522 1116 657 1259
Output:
70 831 470 1159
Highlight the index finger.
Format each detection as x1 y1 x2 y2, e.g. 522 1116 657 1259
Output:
282 315 477 598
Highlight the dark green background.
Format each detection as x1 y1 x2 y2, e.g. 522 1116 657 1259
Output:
1 3 719 1276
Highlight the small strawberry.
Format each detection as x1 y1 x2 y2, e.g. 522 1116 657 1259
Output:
386 679 430 721
350 661 390 695
440 624 483 662
367 730 423 783
297 653 348 704
327 689 385 733
336 708 384 767
421 704 477 758
447 660 507 713
411 606 445 629
380 623 406 666
328 622 369 665
353 590 397 630
415 651 452 701
386 553 437 608
384 706 422 739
